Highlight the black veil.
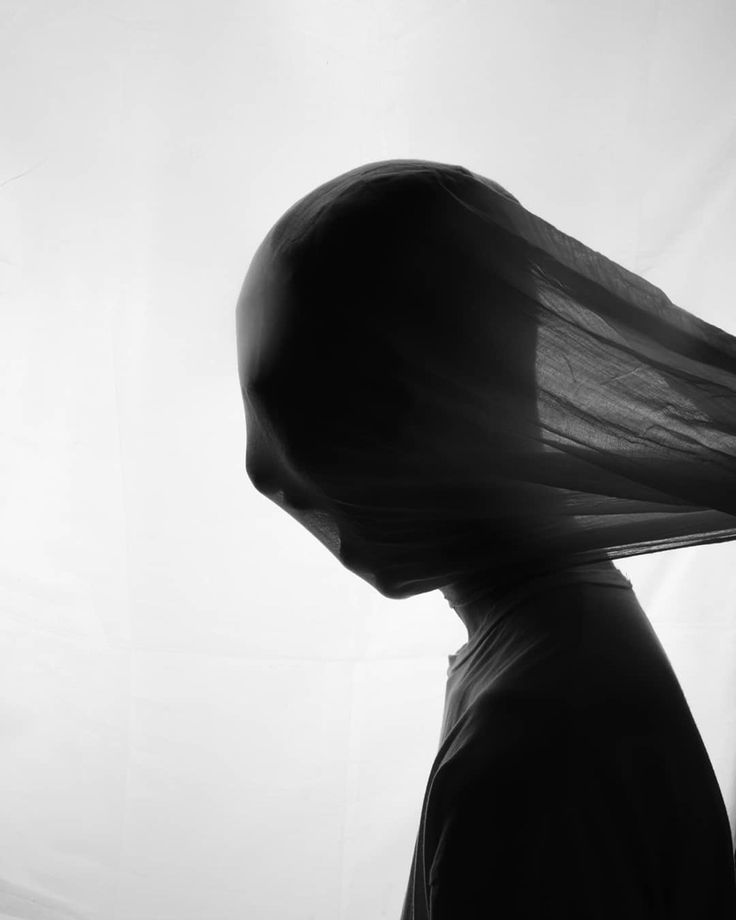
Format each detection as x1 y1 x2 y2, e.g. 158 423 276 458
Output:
236 159 736 604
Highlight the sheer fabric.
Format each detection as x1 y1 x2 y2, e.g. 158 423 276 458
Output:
236 159 736 916
236 158 736 608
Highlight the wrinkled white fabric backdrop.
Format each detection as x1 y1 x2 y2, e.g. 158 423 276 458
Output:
2 1 735 918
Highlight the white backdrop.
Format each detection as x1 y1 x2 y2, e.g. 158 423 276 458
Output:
2 1 736 918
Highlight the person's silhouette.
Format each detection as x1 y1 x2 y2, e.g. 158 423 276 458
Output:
237 159 736 917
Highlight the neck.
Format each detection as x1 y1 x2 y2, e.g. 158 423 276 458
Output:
441 556 615 642
441 584 493 641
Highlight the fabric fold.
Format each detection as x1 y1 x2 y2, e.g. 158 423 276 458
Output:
237 158 736 604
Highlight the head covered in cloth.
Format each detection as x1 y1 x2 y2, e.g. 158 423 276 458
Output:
236 159 736 606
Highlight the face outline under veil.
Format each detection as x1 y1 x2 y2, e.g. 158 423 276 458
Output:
238 160 601 608
236 158 736 612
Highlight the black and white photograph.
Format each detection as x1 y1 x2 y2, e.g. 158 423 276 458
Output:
3 1 736 917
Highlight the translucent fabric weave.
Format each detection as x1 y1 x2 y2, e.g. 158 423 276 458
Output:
236 159 736 605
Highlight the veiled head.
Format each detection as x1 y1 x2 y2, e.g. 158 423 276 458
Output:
237 160 556 598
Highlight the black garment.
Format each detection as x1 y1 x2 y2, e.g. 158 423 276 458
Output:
235 159 736 917
399 560 736 919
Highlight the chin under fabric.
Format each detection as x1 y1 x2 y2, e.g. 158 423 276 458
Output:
236 158 736 604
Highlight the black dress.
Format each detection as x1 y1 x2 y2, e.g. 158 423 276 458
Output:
399 560 736 919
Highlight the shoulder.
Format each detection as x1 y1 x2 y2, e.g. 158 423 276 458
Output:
433 691 576 814
461 690 573 767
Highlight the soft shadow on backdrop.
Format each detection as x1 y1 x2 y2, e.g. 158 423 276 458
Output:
2 1 736 918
